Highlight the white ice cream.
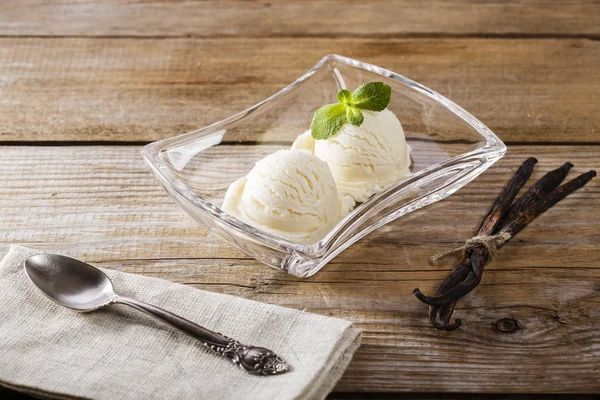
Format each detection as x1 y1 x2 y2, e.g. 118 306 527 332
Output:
293 108 411 202
222 149 354 244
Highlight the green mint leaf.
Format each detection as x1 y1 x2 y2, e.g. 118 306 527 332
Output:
310 103 347 140
337 89 353 105
351 82 391 111
311 82 393 140
346 106 363 126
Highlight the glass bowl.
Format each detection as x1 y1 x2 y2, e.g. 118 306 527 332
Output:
142 54 506 278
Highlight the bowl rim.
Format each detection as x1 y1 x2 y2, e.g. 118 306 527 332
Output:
142 54 506 254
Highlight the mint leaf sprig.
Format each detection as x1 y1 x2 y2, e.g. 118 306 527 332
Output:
310 82 391 140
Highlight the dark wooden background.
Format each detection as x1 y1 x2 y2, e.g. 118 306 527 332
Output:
1 1 599 397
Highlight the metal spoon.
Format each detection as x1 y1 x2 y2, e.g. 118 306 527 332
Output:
24 253 289 375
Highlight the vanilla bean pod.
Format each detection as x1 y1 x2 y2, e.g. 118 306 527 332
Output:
415 159 567 307
500 162 573 226
500 170 596 238
415 168 594 307
475 157 538 236
413 159 596 330
413 158 537 307
425 161 576 329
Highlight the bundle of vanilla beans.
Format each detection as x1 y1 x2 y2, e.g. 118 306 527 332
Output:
413 158 596 330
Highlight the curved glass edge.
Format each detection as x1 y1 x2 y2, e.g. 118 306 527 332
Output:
287 153 503 277
142 54 507 266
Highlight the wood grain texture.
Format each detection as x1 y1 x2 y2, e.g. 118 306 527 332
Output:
1 145 598 392
2 1 599 395
0 1 598 38
0 37 598 144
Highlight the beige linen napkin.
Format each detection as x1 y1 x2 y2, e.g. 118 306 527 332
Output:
0 246 361 400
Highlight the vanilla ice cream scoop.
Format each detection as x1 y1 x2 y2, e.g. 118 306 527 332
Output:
293 108 411 202
222 149 354 244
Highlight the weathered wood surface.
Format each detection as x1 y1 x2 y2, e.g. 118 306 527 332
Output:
1 145 598 392
0 38 599 144
2 0 599 396
0 0 598 38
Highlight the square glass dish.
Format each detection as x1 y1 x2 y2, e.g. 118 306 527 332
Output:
142 55 506 278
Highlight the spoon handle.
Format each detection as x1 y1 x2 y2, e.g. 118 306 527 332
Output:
114 296 289 375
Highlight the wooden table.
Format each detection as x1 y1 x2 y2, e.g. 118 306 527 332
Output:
1 1 599 397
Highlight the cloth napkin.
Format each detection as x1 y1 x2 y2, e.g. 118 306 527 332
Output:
0 246 361 400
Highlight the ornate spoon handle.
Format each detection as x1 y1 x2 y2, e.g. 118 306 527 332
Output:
114 296 289 375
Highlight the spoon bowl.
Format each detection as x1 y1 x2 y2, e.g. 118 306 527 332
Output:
25 254 115 311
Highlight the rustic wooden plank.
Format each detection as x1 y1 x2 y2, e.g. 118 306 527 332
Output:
0 38 598 144
103 260 600 393
4 388 596 400
0 145 598 262
0 1 598 38
0 145 598 392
